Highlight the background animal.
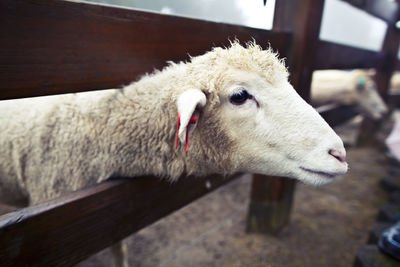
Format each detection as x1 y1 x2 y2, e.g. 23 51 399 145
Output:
0 42 347 266
311 69 388 120
389 71 400 95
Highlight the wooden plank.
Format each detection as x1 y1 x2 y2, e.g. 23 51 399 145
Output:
317 104 359 127
375 24 400 101
272 0 295 32
0 174 241 266
287 0 325 101
342 0 400 25
246 175 295 234
388 94 400 107
396 60 400 71
356 116 383 146
359 23 400 146
315 40 384 70
247 0 324 235
0 0 292 100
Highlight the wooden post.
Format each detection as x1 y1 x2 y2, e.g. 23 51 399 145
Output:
246 175 296 234
246 0 325 234
376 23 400 100
357 18 400 146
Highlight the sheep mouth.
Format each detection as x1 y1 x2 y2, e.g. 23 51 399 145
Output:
300 167 339 179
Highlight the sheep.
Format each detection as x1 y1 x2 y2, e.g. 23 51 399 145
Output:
389 71 400 95
311 69 388 120
0 41 348 266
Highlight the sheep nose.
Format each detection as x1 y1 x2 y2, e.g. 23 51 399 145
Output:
329 149 346 163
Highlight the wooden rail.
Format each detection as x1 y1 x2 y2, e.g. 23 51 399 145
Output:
0 0 291 100
0 174 241 266
315 40 384 70
389 94 400 107
318 104 359 127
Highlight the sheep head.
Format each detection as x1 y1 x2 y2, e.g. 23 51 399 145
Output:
174 41 348 186
355 74 388 120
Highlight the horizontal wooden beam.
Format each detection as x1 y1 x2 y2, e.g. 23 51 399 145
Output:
0 174 241 266
317 104 359 127
314 40 384 70
0 0 292 100
388 94 400 107
341 0 400 24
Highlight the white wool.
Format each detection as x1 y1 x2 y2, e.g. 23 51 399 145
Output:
390 71 400 95
311 69 388 120
0 41 347 206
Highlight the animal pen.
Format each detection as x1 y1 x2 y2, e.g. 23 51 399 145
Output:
0 0 399 265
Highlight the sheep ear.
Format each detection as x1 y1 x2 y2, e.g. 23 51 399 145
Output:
357 77 366 91
176 89 207 144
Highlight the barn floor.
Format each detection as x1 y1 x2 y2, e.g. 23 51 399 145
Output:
77 123 390 267
0 121 392 267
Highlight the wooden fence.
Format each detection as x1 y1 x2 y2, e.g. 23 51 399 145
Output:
0 0 399 265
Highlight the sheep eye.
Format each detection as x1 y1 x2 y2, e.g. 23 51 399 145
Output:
230 90 251 105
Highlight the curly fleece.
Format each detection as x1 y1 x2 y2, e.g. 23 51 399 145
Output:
0 41 287 205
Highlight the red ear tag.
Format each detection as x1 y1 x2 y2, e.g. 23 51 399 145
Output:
185 114 197 154
175 113 181 150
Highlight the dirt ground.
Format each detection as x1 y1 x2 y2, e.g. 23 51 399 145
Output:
0 122 391 267
78 145 389 267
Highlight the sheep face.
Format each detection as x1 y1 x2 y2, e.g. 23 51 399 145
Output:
205 69 347 186
177 69 347 186
176 42 347 185
356 79 388 120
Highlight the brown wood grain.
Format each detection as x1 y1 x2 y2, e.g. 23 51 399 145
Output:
246 175 295 234
0 0 291 100
375 25 400 100
315 40 384 70
246 0 324 235
289 0 325 102
388 94 400 107
317 104 359 127
0 174 241 266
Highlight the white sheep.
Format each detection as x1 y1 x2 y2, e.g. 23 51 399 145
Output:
311 69 388 120
0 42 348 266
389 71 400 95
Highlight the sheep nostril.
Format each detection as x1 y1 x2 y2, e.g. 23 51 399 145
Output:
329 149 346 163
